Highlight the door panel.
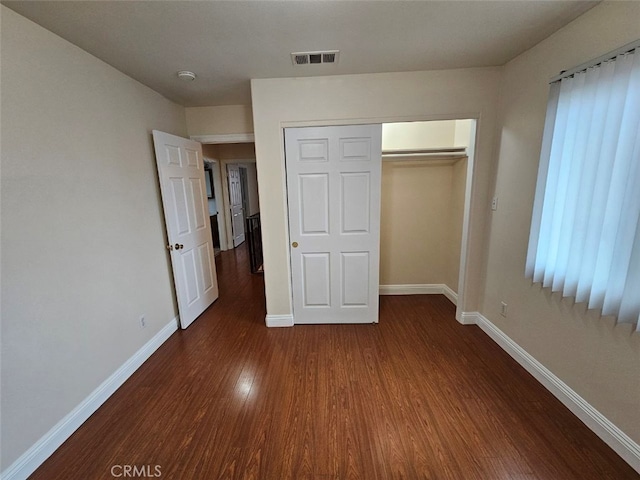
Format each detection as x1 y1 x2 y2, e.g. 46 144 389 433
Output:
285 124 382 324
181 249 199 305
302 253 331 307
189 178 206 230
341 172 371 233
185 147 199 167
166 145 181 166
299 139 329 161
300 174 330 235
198 243 214 291
340 137 372 161
153 130 219 329
169 178 190 235
341 252 370 306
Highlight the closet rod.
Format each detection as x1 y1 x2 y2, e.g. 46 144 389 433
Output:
382 147 466 156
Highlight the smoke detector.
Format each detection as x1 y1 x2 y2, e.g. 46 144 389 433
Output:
291 50 340 66
177 70 197 81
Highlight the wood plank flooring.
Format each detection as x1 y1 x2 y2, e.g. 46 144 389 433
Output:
30 247 638 479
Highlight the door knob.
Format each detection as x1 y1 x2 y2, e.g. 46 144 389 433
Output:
292 242 298 248
167 244 174 251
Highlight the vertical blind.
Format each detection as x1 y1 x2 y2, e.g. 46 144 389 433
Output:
526 45 640 331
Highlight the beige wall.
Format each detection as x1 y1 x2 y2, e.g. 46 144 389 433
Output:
0 7 186 469
382 120 456 150
214 142 256 160
454 120 473 148
185 105 253 136
380 158 466 291
483 1 640 445
244 163 260 217
251 67 501 317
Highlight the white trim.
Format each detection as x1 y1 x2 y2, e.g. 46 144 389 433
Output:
458 311 480 325
379 284 442 295
454 119 477 322
1 317 179 480
190 133 255 144
203 158 228 251
442 285 458 305
265 314 294 327
379 284 458 305
468 312 640 474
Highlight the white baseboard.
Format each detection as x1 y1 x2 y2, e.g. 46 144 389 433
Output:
379 284 458 305
265 314 294 327
441 285 458 305
458 311 479 325
1 317 179 480
461 311 640 474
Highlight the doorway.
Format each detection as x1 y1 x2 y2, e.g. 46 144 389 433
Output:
203 160 222 256
201 143 260 252
227 163 246 247
379 119 473 308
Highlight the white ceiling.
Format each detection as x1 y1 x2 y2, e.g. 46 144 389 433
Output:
2 1 599 107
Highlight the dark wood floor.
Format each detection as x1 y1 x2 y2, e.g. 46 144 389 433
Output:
31 247 638 479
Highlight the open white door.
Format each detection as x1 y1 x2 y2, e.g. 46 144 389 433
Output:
285 124 382 324
152 130 219 329
227 164 246 247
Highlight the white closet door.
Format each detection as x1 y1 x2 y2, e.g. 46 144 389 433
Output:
285 124 382 324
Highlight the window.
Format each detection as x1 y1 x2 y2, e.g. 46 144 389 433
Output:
526 42 640 330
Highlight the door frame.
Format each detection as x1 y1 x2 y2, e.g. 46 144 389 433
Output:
238 165 250 221
219 160 254 249
226 162 248 248
191 133 255 251
281 115 479 324
202 158 227 251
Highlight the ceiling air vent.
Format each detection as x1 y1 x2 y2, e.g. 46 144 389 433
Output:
293 54 309 65
322 52 336 63
291 50 340 66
